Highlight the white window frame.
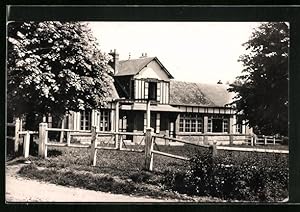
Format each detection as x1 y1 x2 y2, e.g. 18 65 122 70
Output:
80 110 91 131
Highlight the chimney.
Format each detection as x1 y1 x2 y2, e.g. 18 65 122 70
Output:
139 52 148 58
108 49 119 75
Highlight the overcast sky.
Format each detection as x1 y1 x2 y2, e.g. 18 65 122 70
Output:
89 22 261 84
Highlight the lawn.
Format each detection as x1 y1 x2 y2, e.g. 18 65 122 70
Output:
17 143 288 202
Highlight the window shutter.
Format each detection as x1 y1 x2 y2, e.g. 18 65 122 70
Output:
144 81 149 99
157 82 161 102
165 83 169 104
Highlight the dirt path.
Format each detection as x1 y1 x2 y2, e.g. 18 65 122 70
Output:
5 164 177 203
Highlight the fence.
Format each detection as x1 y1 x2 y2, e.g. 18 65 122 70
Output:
37 123 289 171
252 135 284 146
38 123 145 165
6 119 38 158
144 130 288 171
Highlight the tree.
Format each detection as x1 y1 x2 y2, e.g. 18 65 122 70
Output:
7 21 113 130
228 22 289 136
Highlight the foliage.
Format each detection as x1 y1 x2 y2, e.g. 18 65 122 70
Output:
163 150 288 201
7 21 113 129
229 22 289 136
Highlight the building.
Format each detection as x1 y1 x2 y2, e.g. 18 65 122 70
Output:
66 50 251 145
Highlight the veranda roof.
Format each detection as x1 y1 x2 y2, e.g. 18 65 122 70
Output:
120 103 183 112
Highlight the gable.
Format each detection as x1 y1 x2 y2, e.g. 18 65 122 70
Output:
116 57 154 76
116 57 173 80
134 60 171 81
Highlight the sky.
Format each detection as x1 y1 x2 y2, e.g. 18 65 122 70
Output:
88 22 261 84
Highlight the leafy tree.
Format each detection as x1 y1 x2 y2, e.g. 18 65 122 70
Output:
229 22 289 136
7 21 113 130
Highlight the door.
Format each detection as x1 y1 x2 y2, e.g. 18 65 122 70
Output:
212 118 223 132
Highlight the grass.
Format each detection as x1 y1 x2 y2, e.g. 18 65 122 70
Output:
17 143 288 202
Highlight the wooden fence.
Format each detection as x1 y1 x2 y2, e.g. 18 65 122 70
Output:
6 119 38 158
38 123 145 165
145 129 288 171
37 123 289 171
252 135 284 146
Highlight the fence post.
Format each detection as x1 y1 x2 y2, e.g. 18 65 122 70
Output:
264 136 267 145
14 118 20 153
203 135 208 145
119 135 123 150
23 131 30 158
90 126 97 166
250 134 254 146
273 136 276 145
66 132 71 146
144 128 154 171
59 116 65 143
210 142 218 158
254 134 257 146
229 134 233 145
209 142 218 174
38 123 48 158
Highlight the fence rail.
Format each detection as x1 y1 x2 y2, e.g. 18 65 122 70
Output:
154 134 210 148
151 149 190 161
216 145 289 154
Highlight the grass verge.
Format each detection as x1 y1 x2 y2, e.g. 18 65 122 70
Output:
16 144 288 202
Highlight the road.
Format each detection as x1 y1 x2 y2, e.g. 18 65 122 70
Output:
5 164 177 203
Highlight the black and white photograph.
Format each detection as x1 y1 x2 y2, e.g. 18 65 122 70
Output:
5 7 291 203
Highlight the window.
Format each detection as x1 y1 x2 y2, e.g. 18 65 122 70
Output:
236 123 242 133
223 119 229 133
207 115 229 133
179 113 203 132
99 110 111 131
185 118 191 132
191 119 196 132
148 81 157 100
80 110 91 130
236 116 243 133
208 118 212 132
179 117 184 132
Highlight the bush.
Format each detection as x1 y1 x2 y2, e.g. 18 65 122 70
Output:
162 149 288 201
129 170 152 183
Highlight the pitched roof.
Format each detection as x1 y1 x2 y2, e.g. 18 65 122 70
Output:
106 79 119 101
169 80 234 107
115 57 173 78
94 77 119 103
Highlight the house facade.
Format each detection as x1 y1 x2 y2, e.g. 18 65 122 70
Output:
65 50 252 145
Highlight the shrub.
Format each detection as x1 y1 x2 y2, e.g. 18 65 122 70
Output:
129 170 152 183
162 149 288 201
